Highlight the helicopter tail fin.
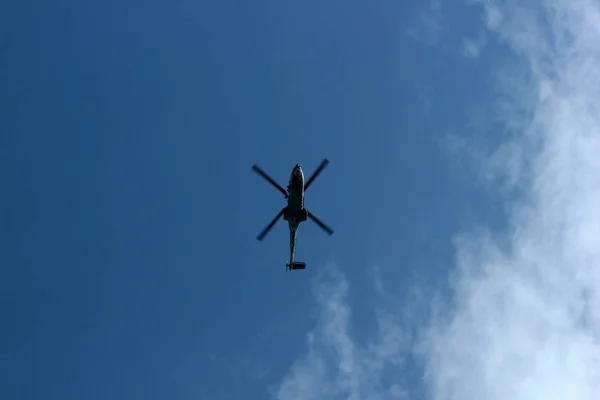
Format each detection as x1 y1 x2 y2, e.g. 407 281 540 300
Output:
287 262 306 271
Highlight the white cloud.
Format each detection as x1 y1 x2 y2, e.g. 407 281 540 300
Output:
272 0 600 399
422 1 600 399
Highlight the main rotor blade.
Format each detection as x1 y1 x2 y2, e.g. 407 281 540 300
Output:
304 158 329 191
306 210 334 236
257 208 286 241
252 165 288 198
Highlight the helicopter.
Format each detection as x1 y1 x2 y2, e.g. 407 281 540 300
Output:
252 158 334 271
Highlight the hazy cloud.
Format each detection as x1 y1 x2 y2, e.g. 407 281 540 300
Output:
414 83 434 117
406 0 445 46
460 32 488 58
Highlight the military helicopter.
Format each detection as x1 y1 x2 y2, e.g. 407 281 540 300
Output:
252 158 334 271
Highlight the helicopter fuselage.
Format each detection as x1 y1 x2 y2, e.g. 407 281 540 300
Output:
285 164 307 226
284 164 308 266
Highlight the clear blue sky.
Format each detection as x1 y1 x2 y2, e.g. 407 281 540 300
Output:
5 1 596 399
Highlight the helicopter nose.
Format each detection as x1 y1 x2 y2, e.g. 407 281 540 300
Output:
292 165 303 180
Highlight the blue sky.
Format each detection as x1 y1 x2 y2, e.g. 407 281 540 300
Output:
3 0 600 399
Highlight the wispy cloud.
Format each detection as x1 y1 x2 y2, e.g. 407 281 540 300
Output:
272 0 600 399
270 264 411 400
